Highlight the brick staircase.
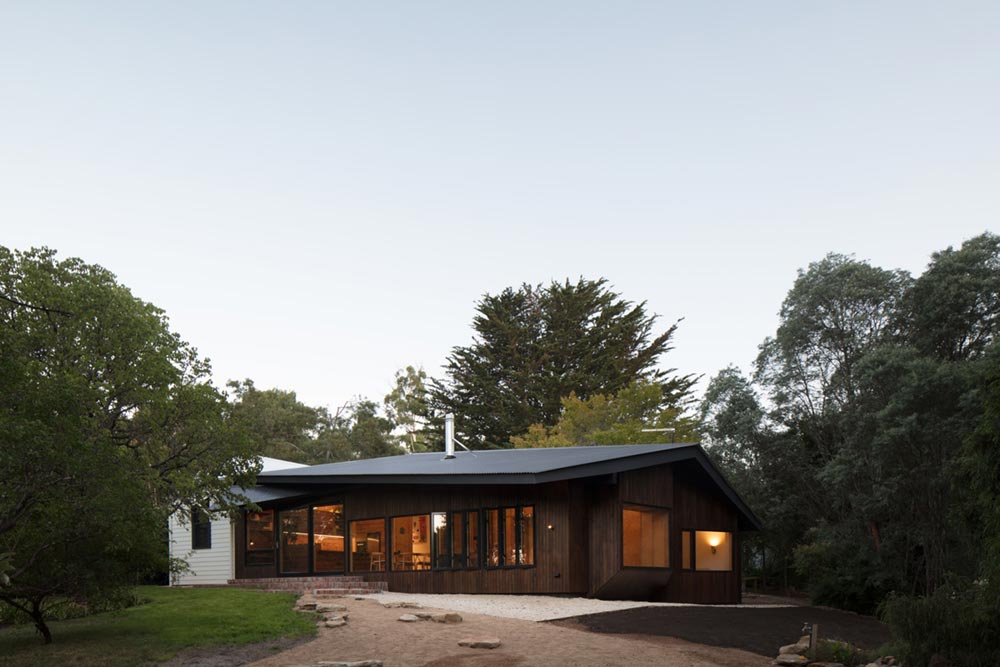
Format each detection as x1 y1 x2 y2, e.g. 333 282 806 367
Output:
228 575 388 596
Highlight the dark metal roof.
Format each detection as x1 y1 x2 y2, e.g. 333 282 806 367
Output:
260 443 692 479
255 443 762 530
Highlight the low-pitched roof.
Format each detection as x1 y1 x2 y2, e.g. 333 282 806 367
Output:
253 443 762 530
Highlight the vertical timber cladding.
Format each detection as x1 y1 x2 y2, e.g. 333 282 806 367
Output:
351 481 585 595
667 460 742 603
587 465 674 598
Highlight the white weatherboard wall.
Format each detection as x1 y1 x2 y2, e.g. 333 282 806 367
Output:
168 456 306 586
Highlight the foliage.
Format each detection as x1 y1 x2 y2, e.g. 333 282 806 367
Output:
511 380 699 447
0 586 316 667
229 379 401 464
882 582 1000 667
384 365 431 453
702 233 1000 614
430 277 695 448
0 247 260 643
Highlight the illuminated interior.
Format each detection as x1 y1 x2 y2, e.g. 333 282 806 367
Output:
391 514 431 570
694 530 732 571
622 504 669 567
349 518 385 571
312 504 344 572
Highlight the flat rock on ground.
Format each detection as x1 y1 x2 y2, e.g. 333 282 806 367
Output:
457 637 502 649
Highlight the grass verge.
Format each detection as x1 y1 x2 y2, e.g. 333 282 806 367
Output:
0 585 317 667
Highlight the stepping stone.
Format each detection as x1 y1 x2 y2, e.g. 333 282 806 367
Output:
458 637 501 649
324 618 347 628
398 614 419 622
431 612 462 623
774 655 808 666
414 612 433 620
325 613 348 622
316 661 383 667
316 603 348 613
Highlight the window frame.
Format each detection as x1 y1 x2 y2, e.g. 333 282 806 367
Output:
484 504 536 570
689 528 734 572
428 509 482 571
620 502 671 570
191 507 212 551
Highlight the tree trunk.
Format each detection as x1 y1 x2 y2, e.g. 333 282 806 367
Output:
29 599 51 644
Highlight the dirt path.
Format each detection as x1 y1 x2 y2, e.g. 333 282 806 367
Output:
244 598 773 667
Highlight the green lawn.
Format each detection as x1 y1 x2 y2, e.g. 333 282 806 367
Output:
0 586 317 667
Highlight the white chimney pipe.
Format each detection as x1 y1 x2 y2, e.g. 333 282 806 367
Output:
444 413 456 459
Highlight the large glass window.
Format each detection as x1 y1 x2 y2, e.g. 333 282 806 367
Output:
484 506 534 568
349 518 386 572
312 505 345 573
191 508 212 550
622 504 669 568
391 514 430 571
246 510 275 566
279 508 309 573
694 530 732 571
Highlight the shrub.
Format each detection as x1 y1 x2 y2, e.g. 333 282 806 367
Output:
881 583 1000 667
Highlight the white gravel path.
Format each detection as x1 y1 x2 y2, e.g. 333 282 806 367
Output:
358 592 792 621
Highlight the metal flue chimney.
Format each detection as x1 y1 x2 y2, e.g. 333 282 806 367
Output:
444 413 456 459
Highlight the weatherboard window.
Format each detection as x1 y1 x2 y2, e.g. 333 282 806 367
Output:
191 508 212 550
622 504 669 568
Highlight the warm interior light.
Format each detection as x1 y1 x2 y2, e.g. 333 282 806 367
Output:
707 536 721 548
546 524 554 531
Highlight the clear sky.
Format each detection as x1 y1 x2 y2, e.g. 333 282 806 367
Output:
2 2 998 412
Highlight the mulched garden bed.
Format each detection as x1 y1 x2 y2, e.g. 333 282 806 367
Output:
559 605 892 657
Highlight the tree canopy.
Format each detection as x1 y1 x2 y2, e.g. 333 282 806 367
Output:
429 278 695 448
0 247 260 642
703 233 1000 621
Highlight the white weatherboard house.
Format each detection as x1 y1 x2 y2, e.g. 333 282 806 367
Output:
168 456 305 585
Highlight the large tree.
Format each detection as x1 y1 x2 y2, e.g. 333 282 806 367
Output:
430 278 695 448
0 247 259 642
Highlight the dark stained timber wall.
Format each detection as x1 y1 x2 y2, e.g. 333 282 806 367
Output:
235 457 746 604
665 460 742 603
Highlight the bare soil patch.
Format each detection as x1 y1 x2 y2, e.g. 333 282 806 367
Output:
244 598 772 667
564 604 892 656
162 636 311 667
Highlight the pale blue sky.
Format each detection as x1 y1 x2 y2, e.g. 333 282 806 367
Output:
2 2 998 412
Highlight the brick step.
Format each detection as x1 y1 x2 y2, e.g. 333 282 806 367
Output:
315 587 384 597
230 575 376 595
228 576 366 585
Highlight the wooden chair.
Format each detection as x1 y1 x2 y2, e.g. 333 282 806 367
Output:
370 552 385 571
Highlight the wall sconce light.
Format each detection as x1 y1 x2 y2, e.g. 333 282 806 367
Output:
546 524 554 531
707 534 721 554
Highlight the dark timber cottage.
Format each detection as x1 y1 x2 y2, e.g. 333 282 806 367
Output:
234 431 761 604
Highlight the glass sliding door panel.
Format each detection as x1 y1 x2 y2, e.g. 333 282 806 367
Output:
432 512 450 568
349 518 386 572
279 508 309 574
504 508 517 565
519 506 535 565
312 505 345 573
391 515 430 570
450 512 465 568
466 511 479 568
